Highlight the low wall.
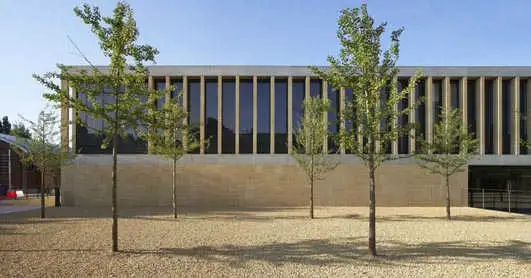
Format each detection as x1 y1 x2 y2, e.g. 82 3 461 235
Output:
61 155 468 208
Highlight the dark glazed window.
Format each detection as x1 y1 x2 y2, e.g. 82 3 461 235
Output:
415 79 426 151
257 78 270 153
520 79 528 154
310 79 322 98
155 80 166 109
344 88 354 154
239 78 253 154
328 84 340 152
398 79 409 154
432 79 443 123
205 79 218 154
222 79 236 154
451 79 460 110
502 80 512 154
485 79 494 154
292 79 305 147
188 79 201 154
171 79 184 107
275 79 288 153
467 80 477 138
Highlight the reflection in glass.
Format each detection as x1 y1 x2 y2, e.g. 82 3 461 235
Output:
467 80 477 138
502 80 511 154
222 79 236 154
239 78 253 154
520 79 528 154
205 79 218 154
188 79 201 154
328 84 340 152
292 79 305 147
257 78 270 153
415 79 426 151
398 79 409 154
485 79 494 154
275 79 288 153
450 79 460 110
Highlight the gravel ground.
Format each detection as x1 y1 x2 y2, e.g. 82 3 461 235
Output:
1 206 530 277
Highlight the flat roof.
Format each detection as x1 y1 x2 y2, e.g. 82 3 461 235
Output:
67 65 531 77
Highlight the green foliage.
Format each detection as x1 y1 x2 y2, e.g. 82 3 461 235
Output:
416 108 478 177
33 1 159 250
312 5 421 167
145 92 200 160
10 122 32 139
291 97 339 182
0 116 11 134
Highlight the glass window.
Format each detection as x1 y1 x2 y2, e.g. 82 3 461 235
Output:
155 80 166 110
327 84 340 152
344 88 354 154
398 79 409 154
292 79 305 147
415 79 426 151
239 78 253 154
205 79 218 154
275 79 288 153
467 80 477 138
485 79 494 154
187 79 201 154
451 79 460 110
432 79 443 123
257 78 270 153
502 79 512 154
171 79 184 107
520 79 528 154
310 79 322 98
222 79 236 154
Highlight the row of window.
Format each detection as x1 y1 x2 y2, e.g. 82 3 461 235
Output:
76 77 530 155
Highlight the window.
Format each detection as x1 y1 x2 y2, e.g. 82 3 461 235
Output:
485 79 494 154
239 78 253 154
328 84 340 152
310 79 322 98
171 79 184 107
205 79 218 154
292 79 305 148
520 79 528 154
344 88 354 154
222 79 236 154
467 80 477 138
432 79 443 123
275 79 288 153
502 79 512 154
187 79 201 154
398 79 409 154
257 78 270 153
415 79 426 151
155 80 166 110
450 79 460 110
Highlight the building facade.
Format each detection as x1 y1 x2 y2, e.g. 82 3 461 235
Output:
60 66 531 210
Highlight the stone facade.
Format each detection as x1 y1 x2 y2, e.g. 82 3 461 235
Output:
61 155 467 208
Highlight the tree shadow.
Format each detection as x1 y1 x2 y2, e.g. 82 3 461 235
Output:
375 214 529 222
121 237 531 267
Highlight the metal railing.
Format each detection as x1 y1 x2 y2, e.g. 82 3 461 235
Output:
469 188 531 213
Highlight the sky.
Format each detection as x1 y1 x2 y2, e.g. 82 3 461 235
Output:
1 0 531 124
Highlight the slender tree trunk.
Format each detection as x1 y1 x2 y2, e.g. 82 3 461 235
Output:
173 157 177 219
446 174 451 220
112 132 119 252
310 154 314 219
40 169 45 219
368 164 376 257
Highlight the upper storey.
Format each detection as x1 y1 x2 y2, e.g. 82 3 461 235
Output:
68 65 531 78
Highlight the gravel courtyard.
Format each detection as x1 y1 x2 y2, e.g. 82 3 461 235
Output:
1 206 530 277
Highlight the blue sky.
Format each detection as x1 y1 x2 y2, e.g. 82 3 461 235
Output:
1 0 531 124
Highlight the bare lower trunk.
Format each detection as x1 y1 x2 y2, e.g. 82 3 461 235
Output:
368 165 376 257
310 178 314 219
446 174 451 220
112 132 118 252
40 170 45 219
173 158 177 219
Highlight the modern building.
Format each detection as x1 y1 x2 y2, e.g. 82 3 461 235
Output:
60 66 531 211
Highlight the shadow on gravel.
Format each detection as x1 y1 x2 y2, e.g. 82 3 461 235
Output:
121 238 531 267
374 214 529 222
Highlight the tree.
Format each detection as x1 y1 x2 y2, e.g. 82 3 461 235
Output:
145 93 199 218
11 122 32 139
415 108 478 220
12 110 73 218
291 96 339 219
0 116 11 134
312 4 421 256
33 2 160 252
